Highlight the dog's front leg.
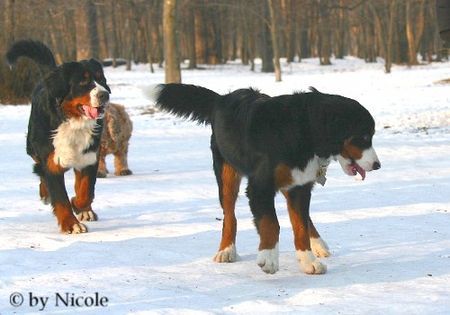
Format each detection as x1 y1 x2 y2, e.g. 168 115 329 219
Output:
46 172 87 234
247 179 280 274
72 165 98 222
286 184 327 274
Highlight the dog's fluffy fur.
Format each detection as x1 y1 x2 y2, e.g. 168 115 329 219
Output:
152 83 381 274
97 103 133 178
6 39 111 234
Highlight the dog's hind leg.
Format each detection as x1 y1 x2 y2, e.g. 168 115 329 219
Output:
32 158 51 204
113 149 132 176
285 185 326 275
212 140 241 263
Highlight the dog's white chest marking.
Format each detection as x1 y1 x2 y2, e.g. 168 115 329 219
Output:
52 118 98 170
280 156 330 191
290 157 320 187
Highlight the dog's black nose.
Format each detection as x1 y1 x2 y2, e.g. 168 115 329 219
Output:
98 91 109 104
372 161 381 170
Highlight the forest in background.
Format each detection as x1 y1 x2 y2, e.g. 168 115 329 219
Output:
0 0 447 104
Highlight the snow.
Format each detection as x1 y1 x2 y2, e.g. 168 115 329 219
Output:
1 57 450 314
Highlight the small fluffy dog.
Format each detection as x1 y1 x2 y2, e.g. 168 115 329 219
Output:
97 103 133 178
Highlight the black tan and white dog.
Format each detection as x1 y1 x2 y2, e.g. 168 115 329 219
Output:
150 84 381 274
6 40 111 233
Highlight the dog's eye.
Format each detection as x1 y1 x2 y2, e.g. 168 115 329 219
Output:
362 135 371 142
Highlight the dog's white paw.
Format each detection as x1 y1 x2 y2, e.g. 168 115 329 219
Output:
66 223 88 234
213 244 237 263
310 237 330 257
77 210 98 222
297 250 327 275
40 196 51 205
256 243 279 274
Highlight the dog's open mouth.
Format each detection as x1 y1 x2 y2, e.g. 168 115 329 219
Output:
79 105 101 120
348 161 366 180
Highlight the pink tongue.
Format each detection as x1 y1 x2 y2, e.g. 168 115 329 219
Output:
82 105 99 119
351 163 366 180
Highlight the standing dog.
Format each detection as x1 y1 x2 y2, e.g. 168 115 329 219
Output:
97 102 133 178
151 84 381 274
7 40 111 233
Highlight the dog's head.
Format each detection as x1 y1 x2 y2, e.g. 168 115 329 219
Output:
335 123 380 180
44 59 110 120
309 90 381 180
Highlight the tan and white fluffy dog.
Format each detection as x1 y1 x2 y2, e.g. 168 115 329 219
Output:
97 103 133 178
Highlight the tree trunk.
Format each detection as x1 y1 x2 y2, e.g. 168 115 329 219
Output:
143 10 155 73
371 1 397 73
268 0 282 81
163 0 181 83
187 4 197 69
4 0 15 46
335 0 347 59
260 1 274 73
318 1 332 65
47 9 64 64
75 0 99 60
385 0 397 73
285 0 297 62
406 0 425 65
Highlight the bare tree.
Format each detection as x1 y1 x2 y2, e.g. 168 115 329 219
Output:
371 1 398 73
268 0 282 81
163 0 181 83
75 0 99 60
405 0 425 65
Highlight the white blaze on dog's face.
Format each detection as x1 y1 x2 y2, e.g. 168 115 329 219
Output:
90 81 110 108
336 134 381 180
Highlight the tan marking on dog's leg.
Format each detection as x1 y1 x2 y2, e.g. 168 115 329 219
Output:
214 163 241 263
54 202 87 234
283 190 326 274
72 170 97 221
256 215 280 274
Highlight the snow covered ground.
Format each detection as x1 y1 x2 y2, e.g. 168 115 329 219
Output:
1 57 449 314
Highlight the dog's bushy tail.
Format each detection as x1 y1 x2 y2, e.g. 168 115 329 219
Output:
6 39 57 70
146 83 220 124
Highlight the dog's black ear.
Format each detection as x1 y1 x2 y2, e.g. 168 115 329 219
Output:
87 58 111 93
87 58 103 70
43 69 69 99
43 62 81 99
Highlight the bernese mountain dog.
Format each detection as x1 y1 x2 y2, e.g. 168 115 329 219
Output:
6 40 111 234
150 83 381 275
